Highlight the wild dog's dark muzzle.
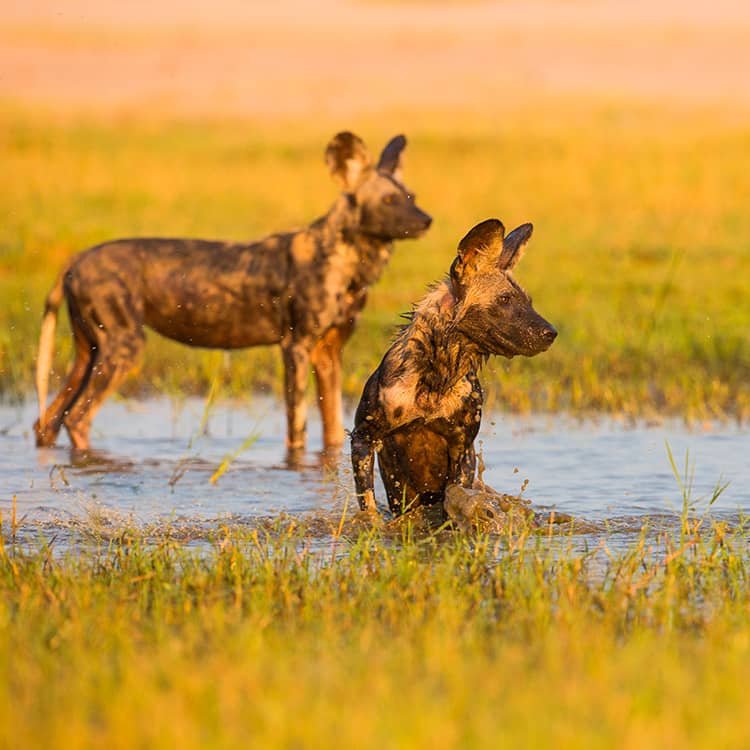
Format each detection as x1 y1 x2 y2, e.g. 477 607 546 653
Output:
532 321 557 352
416 209 432 229
405 208 432 237
359 193 432 240
541 324 557 344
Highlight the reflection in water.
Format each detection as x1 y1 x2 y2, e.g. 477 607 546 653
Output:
66 448 141 474
284 444 343 473
1 397 748 552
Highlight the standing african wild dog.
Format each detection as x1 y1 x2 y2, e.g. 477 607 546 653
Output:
351 218 557 515
34 132 431 451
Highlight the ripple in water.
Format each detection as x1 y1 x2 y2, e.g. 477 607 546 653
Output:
1 397 747 551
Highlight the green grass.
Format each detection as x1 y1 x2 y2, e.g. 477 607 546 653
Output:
2 510 749 748
2 102 749 419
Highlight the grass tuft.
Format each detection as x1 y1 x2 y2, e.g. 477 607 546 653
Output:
2 514 750 747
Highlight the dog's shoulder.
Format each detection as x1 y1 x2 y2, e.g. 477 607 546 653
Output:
391 280 456 360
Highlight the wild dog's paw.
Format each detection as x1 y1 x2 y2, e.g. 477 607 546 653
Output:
444 484 534 534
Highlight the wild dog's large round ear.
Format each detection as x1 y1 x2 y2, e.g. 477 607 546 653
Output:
377 135 407 182
450 219 505 292
325 132 372 191
498 223 533 271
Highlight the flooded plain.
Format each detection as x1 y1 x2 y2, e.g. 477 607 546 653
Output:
1 396 748 550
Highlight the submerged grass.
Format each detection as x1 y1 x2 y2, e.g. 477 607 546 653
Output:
2 101 750 420
2 511 750 748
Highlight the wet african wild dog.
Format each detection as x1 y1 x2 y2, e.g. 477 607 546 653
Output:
351 218 557 516
34 132 431 452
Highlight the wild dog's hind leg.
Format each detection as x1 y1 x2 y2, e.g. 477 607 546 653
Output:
311 326 346 449
61 285 145 451
34 301 96 447
63 338 144 450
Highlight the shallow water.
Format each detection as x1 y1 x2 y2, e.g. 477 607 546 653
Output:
1 397 748 549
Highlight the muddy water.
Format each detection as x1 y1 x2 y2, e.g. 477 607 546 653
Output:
1 397 748 550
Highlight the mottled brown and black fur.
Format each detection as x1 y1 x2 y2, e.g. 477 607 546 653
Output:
351 219 557 515
34 132 431 451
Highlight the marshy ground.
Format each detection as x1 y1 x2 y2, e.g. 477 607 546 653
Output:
3 396 749 747
3 397 748 549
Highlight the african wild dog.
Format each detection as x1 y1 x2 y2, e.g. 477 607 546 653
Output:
351 218 556 515
34 132 431 452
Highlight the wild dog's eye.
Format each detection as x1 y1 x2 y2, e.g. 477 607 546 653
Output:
498 294 512 305
383 194 398 205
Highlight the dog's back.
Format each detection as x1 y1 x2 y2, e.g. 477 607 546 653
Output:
64 235 294 350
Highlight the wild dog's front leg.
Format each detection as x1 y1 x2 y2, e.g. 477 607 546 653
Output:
311 327 345 449
281 341 311 450
350 425 378 512
312 293 364 449
446 431 469 486
442 373 482 487
350 371 385 512
456 443 477 488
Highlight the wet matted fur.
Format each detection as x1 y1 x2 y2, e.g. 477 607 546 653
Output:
34 132 431 452
351 218 557 515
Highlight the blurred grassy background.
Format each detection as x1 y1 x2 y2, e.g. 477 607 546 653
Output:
2 102 749 419
2 0 750 421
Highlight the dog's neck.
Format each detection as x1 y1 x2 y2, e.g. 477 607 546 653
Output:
404 281 486 396
350 232 394 289
314 196 395 290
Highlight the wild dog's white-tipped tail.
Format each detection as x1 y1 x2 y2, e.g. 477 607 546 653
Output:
36 270 66 429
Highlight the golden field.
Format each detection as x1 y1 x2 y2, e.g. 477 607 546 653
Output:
1 103 749 419
2 1 750 747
